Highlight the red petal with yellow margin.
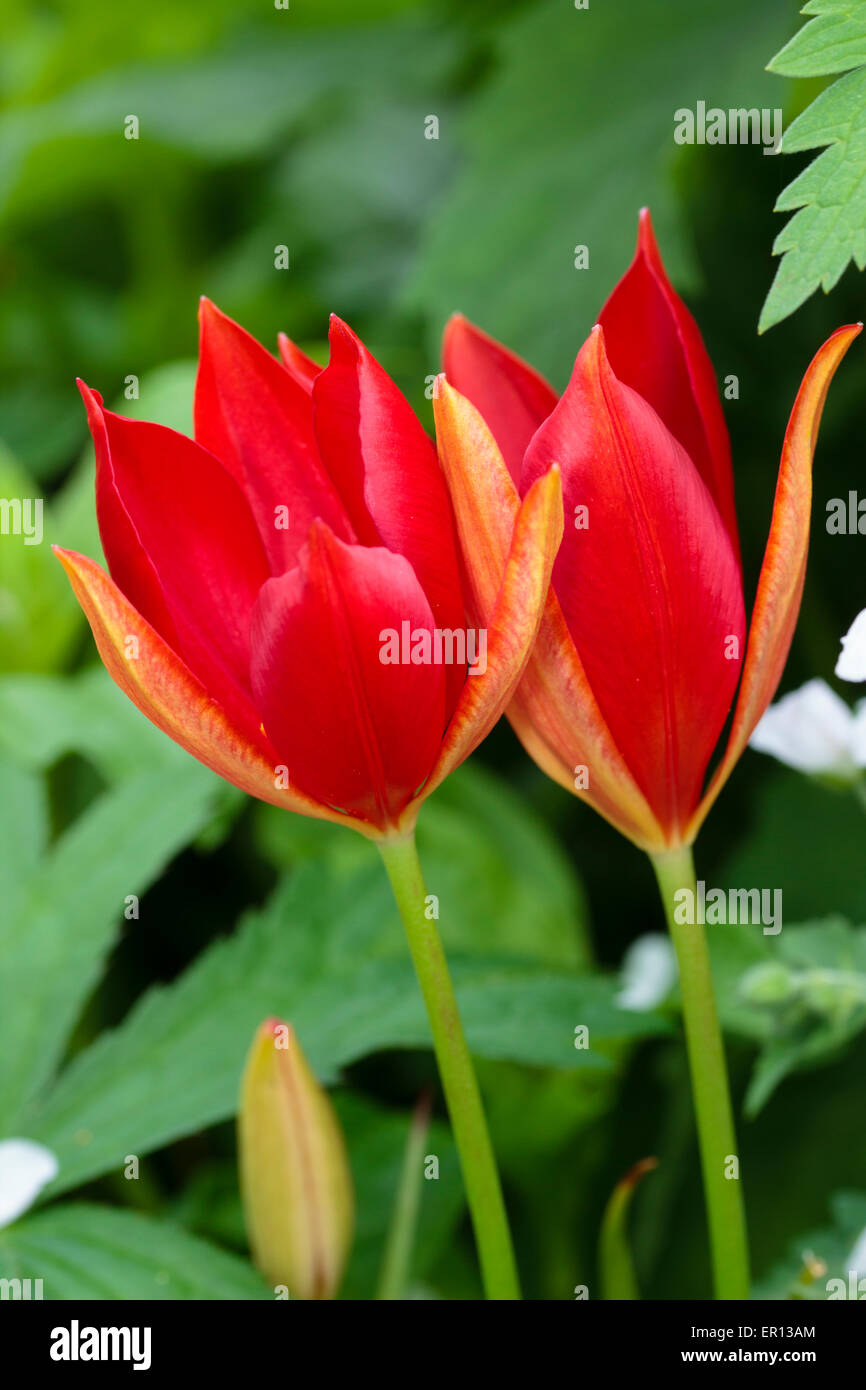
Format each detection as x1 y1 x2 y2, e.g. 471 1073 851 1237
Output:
687 322 861 842
53 547 377 838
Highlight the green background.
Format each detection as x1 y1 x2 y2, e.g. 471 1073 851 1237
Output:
1 0 864 1300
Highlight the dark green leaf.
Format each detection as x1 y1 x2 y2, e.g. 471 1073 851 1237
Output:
0 1203 268 1300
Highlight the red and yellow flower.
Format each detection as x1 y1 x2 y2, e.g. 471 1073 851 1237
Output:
56 303 562 839
438 209 859 850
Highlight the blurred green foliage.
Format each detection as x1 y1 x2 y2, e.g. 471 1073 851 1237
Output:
1 0 866 1300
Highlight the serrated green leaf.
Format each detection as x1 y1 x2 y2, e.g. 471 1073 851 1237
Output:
257 761 589 967
0 1203 269 1300
405 0 791 383
761 6 866 329
26 864 670 1198
768 0 866 78
254 760 591 968
0 763 225 1133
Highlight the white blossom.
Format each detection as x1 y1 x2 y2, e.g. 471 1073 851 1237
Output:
836 609 866 682
749 679 866 779
616 933 676 1011
0 1139 58 1229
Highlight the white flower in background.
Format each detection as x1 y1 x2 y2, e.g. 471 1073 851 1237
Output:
847 1224 866 1278
616 933 677 1011
748 679 866 779
0 1139 58 1229
836 609 866 682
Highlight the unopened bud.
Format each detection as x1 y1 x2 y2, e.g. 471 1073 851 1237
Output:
239 1019 354 1300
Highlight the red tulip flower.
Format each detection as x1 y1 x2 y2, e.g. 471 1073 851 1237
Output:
55 302 562 841
54 302 562 1299
437 206 859 1301
440 209 859 853
54 302 561 1299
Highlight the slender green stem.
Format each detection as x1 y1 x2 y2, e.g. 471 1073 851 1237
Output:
650 845 750 1300
378 832 521 1300
377 1090 432 1300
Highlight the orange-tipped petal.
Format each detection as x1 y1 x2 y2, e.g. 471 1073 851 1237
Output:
428 379 661 849
407 443 563 813
53 547 374 837
442 313 558 485
687 322 862 842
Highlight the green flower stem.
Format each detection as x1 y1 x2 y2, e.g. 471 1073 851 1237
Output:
376 1089 432 1300
650 845 750 1300
378 832 521 1300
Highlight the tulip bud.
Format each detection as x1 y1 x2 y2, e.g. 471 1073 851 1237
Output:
239 1019 354 1300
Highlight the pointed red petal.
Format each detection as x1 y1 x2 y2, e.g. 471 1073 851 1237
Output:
688 322 861 841
312 316 466 717
523 325 745 840
195 300 352 570
277 332 322 390
54 548 369 833
250 526 447 832
415 458 563 809
442 313 558 485
432 375 662 849
599 209 739 558
83 384 270 739
80 380 181 656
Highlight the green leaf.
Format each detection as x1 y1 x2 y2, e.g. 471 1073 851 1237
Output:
599 1158 657 1300
745 918 866 1113
761 3 866 330
255 760 590 968
405 0 791 384
0 760 226 1133
27 864 669 1198
753 1189 866 1299
0 22 460 221
417 763 591 968
0 1203 268 1300
768 0 866 78
0 361 203 673
0 445 83 672
0 759 46 926
0 667 203 780
711 914 866 1113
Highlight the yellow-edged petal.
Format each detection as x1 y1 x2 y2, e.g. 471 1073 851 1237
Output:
687 322 861 842
400 428 563 821
54 547 373 836
430 378 663 851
